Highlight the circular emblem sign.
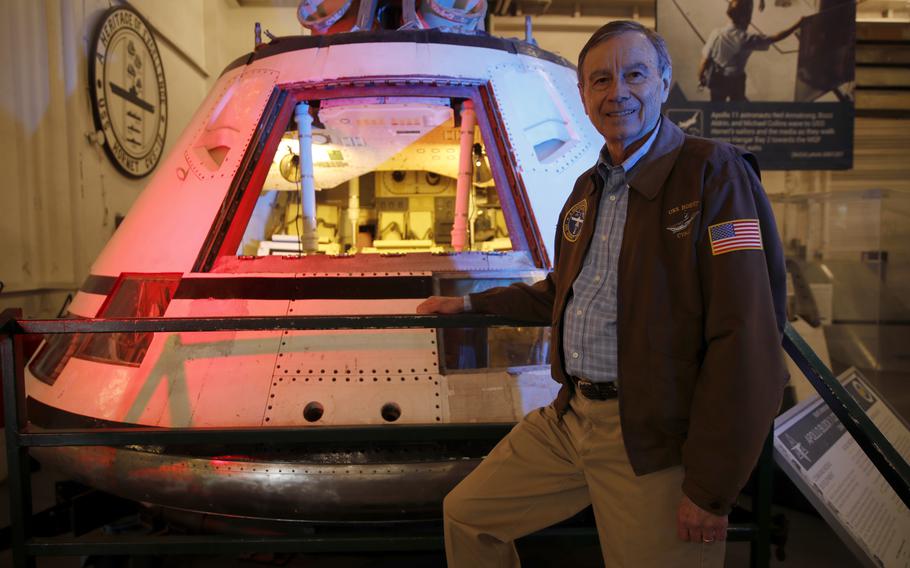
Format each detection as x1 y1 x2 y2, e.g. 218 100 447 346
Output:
90 6 167 178
562 199 587 243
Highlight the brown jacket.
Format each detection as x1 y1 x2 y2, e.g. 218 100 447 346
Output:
470 118 788 515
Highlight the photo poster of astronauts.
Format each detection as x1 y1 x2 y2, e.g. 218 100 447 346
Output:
657 0 855 170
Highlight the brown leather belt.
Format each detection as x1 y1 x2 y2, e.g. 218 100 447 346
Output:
570 376 619 400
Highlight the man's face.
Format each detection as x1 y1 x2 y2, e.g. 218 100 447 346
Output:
578 32 671 159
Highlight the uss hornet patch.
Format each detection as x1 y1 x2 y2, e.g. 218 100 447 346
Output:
563 199 587 243
666 211 700 235
665 200 701 239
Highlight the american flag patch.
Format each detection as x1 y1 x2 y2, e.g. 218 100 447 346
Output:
709 219 762 255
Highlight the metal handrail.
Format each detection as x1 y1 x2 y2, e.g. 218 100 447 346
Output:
0 309 554 568
783 323 910 508
3 309 857 567
18 423 516 447
2 312 545 335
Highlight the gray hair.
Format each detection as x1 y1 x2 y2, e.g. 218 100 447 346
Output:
577 20 672 84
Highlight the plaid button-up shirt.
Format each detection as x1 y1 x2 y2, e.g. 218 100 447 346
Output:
563 122 661 383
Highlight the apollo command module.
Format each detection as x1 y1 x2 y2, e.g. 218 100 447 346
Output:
24 0 603 524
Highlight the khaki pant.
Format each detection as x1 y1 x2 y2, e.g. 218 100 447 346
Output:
444 395 726 567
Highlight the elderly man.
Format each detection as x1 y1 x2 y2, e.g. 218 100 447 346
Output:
417 20 787 567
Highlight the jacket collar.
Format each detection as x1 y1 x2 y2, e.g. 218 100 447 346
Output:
627 117 686 200
586 116 686 201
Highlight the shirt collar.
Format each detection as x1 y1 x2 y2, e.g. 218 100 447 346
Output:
596 117 662 181
585 116 686 201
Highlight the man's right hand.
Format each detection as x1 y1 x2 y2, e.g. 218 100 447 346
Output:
416 296 466 314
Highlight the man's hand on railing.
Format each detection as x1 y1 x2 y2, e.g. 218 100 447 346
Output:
416 296 467 314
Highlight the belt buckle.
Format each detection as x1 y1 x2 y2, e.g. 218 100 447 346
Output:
573 377 617 400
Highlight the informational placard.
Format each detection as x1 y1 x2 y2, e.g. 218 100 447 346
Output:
657 0 854 170
774 368 910 567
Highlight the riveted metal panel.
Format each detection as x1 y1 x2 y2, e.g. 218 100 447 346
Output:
267 309 441 425
264 373 443 425
487 62 595 177
159 295 288 427
33 445 475 521
273 328 440 377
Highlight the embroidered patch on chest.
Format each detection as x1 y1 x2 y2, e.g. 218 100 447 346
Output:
666 211 700 235
563 199 587 243
709 219 763 255
665 200 701 239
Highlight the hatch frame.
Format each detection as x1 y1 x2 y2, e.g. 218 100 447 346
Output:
192 78 550 273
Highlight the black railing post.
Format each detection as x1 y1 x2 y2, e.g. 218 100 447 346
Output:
750 433 774 568
1 309 35 568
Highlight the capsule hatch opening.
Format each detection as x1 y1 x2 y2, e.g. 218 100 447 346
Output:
234 94 515 261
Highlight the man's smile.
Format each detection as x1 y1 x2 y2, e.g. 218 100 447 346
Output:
605 109 637 117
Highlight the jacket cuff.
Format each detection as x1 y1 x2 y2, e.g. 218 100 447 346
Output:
467 291 495 314
681 476 733 516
